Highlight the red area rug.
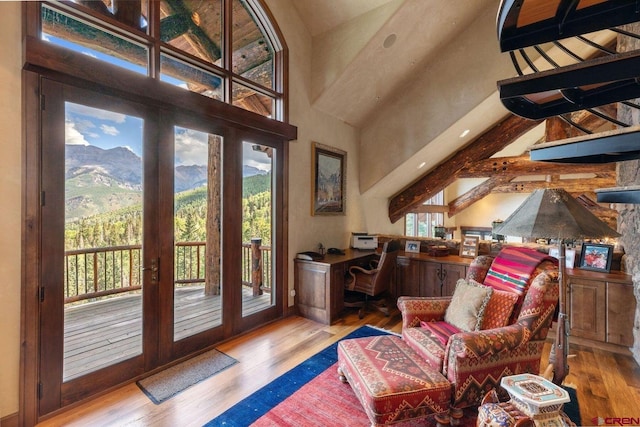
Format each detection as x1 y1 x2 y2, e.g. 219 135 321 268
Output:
251 362 477 427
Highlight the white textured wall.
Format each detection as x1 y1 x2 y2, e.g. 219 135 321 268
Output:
265 0 367 305
0 1 23 418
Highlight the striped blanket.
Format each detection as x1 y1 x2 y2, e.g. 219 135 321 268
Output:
483 246 557 303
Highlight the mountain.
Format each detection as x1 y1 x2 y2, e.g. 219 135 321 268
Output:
65 144 208 220
243 165 268 177
175 165 207 192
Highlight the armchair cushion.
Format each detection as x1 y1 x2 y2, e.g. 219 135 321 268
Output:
480 289 519 330
403 322 459 370
397 296 450 329
444 278 492 332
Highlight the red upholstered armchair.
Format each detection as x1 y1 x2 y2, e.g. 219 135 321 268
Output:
397 247 559 416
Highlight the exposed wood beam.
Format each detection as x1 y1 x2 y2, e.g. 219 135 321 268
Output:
447 175 515 217
388 115 543 223
457 154 615 177
492 176 616 194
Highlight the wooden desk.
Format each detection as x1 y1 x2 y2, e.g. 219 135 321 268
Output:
294 249 378 324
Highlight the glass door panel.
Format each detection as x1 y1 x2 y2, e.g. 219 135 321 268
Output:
241 141 275 317
63 101 144 381
173 127 223 340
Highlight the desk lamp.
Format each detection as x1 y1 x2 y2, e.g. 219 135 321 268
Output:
493 188 620 385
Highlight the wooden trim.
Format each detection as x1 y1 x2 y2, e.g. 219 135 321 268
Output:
20 70 41 427
0 412 18 427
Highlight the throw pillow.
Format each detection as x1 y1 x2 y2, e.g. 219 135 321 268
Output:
480 289 519 329
444 278 493 332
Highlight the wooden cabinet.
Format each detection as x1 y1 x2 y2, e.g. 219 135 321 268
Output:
395 254 469 297
440 263 467 296
569 277 606 341
606 281 636 346
567 269 634 347
294 250 377 324
396 256 421 297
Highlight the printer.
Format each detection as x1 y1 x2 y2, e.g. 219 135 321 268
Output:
351 233 378 250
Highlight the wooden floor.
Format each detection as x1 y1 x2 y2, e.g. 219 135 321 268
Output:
64 286 272 380
42 307 640 426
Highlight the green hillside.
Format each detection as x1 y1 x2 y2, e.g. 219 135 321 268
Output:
65 173 272 250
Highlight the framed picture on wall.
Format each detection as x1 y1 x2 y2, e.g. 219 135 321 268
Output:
578 243 614 272
311 142 347 216
459 236 479 258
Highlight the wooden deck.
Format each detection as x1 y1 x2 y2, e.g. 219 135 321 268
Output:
63 286 272 381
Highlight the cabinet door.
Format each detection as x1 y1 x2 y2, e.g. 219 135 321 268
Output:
569 278 605 341
422 262 441 296
607 282 636 346
441 264 466 296
421 262 442 297
396 258 421 297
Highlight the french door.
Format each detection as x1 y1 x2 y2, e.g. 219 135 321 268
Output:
38 78 282 415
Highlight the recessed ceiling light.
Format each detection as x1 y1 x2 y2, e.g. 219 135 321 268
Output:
417 161 426 169
459 129 470 138
383 34 397 49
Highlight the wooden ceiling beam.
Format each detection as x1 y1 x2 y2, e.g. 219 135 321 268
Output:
457 154 615 177
447 175 515 217
492 176 616 194
388 115 543 223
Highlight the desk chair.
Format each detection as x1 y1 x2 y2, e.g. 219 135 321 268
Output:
344 239 401 318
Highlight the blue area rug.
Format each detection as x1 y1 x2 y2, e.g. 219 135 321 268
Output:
205 325 392 426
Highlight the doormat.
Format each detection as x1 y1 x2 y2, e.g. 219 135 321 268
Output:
137 349 238 404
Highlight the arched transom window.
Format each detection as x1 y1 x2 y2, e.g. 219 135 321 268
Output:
40 0 285 119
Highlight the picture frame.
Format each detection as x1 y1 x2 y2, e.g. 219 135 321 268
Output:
548 247 576 269
578 243 614 272
405 240 420 253
459 236 479 258
311 142 347 216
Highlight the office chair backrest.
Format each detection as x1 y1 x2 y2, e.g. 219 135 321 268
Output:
368 239 401 296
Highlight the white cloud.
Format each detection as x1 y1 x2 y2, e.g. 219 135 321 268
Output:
175 128 209 166
65 121 90 146
66 102 127 123
100 124 120 136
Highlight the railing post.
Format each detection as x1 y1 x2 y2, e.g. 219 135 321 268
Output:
251 238 263 296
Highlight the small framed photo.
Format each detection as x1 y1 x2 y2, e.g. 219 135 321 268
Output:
405 240 420 253
578 243 614 272
548 247 576 269
459 236 479 258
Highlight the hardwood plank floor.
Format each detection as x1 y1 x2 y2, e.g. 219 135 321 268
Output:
40 308 640 426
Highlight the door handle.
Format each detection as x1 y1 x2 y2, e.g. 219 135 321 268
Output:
142 258 159 284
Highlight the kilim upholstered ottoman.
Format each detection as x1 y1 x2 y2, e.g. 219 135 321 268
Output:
337 334 452 426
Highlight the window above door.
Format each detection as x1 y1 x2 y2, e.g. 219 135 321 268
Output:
34 0 285 120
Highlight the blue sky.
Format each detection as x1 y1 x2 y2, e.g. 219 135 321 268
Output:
50 30 271 171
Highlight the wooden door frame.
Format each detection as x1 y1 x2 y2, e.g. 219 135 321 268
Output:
21 70 292 425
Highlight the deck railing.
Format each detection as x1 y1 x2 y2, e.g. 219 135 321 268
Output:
64 241 271 303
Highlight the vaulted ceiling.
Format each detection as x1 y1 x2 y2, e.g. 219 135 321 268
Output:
291 0 626 225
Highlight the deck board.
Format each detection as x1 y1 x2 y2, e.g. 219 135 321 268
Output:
63 285 271 381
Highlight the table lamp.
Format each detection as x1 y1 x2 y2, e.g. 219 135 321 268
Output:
493 188 620 385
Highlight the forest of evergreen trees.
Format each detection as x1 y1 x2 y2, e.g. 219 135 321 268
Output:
65 172 273 250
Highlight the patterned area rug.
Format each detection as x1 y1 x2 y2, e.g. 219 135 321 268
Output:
137 349 237 404
206 325 580 426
